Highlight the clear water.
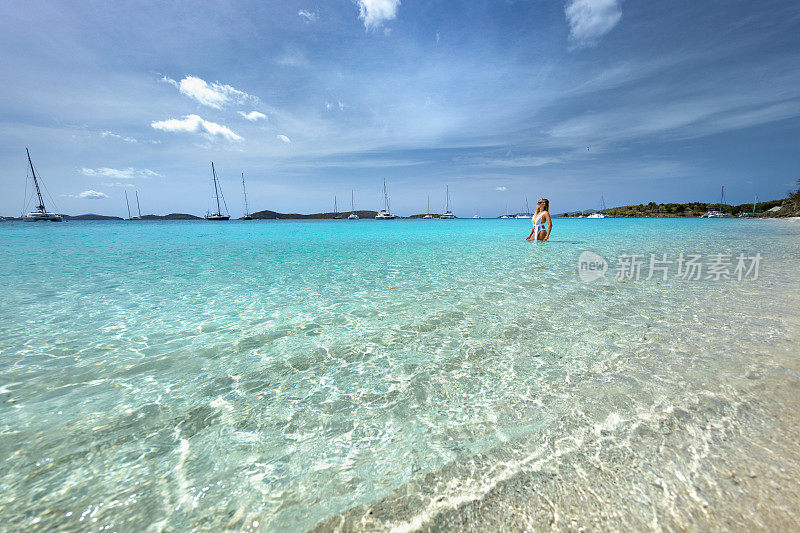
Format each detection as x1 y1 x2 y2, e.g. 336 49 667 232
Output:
1 218 799 531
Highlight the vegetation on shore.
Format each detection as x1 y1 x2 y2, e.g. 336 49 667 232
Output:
561 183 800 218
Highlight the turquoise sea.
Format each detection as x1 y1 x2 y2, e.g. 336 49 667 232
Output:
1 218 799 531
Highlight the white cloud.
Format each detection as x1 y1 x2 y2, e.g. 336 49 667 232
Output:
476 156 562 168
298 9 317 23
358 0 400 30
79 190 108 199
100 130 138 143
101 182 136 188
277 134 292 144
495 186 508 192
151 114 243 141
100 130 160 145
239 110 267 122
161 75 258 109
80 167 162 179
565 0 621 47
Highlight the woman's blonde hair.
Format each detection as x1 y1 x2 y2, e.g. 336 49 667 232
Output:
535 198 549 215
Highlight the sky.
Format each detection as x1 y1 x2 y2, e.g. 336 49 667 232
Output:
1 0 799 217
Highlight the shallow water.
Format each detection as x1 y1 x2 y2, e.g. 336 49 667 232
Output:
1 218 799 531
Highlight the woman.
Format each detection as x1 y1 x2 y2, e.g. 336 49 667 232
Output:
526 198 552 241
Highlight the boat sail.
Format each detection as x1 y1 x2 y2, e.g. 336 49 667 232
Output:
22 148 62 222
440 185 454 219
348 190 359 219
205 162 230 220
375 179 397 219
241 173 252 220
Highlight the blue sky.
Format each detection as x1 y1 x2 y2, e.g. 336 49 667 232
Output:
1 0 799 217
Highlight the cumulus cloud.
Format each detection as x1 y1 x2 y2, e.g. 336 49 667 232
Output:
161 75 258 109
565 0 621 47
276 134 291 144
298 9 317 23
80 167 162 179
151 114 243 141
239 110 267 121
78 190 108 199
495 186 508 192
358 0 400 30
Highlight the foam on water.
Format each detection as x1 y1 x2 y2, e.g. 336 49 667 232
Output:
1 218 799 531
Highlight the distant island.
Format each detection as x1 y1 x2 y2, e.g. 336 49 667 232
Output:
250 210 378 219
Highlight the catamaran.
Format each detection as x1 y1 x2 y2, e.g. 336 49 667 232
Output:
375 179 397 219
22 148 62 222
423 195 433 219
348 190 359 219
701 186 733 218
440 185 454 219
205 162 230 220
587 195 607 218
241 173 252 220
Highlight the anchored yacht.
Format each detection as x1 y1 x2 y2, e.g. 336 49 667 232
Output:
205 162 230 220
375 179 397 219
440 186 454 219
22 148 62 222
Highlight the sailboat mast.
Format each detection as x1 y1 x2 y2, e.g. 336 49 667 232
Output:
719 186 724 213
212 162 222 214
446 186 450 212
135 191 142 218
383 179 389 212
351 190 355 213
334 196 338 215
26 148 46 211
125 191 132 219
753 194 758 214
427 195 430 215
241 172 249 216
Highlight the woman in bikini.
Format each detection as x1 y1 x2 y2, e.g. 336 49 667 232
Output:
526 198 552 241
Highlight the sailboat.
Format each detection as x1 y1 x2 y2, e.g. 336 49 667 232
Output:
587 195 607 218
124 191 133 220
133 191 142 219
423 195 433 219
500 202 513 219
701 186 733 218
22 148 62 222
440 186 455 219
333 196 342 219
515 197 531 219
348 190 359 219
375 179 397 219
205 162 230 220
241 173 252 220
740 194 758 217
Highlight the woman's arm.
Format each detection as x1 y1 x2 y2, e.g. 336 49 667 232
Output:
544 212 553 241
526 226 535 240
